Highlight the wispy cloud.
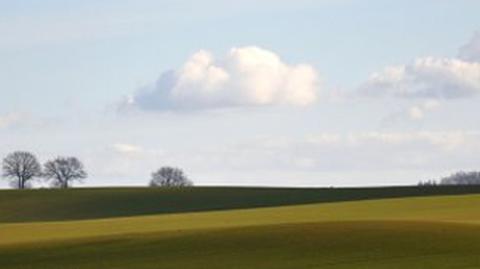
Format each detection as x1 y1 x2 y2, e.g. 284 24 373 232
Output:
183 130 480 174
111 143 144 154
0 113 23 129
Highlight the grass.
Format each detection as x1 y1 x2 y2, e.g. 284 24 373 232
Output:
2 185 480 223
2 193 480 246
2 222 480 269
1 187 480 268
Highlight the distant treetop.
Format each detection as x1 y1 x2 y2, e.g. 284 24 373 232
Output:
419 171 480 186
150 166 192 187
440 171 480 186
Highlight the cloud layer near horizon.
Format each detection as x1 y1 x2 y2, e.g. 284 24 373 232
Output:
124 46 319 111
101 130 480 180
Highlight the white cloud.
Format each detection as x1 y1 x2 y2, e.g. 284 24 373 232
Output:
125 46 319 111
459 31 480 62
360 57 480 99
0 113 23 129
407 106 424 120
111 143 144 154
379 99 441 126
407 100 440 120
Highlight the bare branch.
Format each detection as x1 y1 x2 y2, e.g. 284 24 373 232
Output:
2 151 42 189
43 157 87 188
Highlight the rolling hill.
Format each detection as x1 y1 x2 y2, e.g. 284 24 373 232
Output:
1 185 480 223
1 186 480 269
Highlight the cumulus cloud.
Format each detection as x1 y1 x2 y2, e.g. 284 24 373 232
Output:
359 57 480 99
459 31 480 62
124 46 319 111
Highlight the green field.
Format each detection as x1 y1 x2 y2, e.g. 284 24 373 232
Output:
2 186 480 223
1 187 480 268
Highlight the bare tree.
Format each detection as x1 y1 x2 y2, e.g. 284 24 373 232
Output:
2 151 42 189
150 166 192 187
43 157 87 188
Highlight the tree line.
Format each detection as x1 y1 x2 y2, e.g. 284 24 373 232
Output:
1 151 192 189
418 171 480 186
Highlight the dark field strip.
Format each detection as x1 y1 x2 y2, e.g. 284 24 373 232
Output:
2 185 480 223
1 221 480 269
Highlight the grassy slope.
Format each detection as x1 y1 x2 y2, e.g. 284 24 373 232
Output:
2 185 480 223
2 189 480 268
2 222 480 269
2 194 480 246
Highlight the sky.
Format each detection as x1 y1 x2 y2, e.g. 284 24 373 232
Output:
1 0 480 188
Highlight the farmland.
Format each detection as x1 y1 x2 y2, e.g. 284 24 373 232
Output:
1 187 480 268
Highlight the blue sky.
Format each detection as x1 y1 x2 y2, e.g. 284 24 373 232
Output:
1 0 480 187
